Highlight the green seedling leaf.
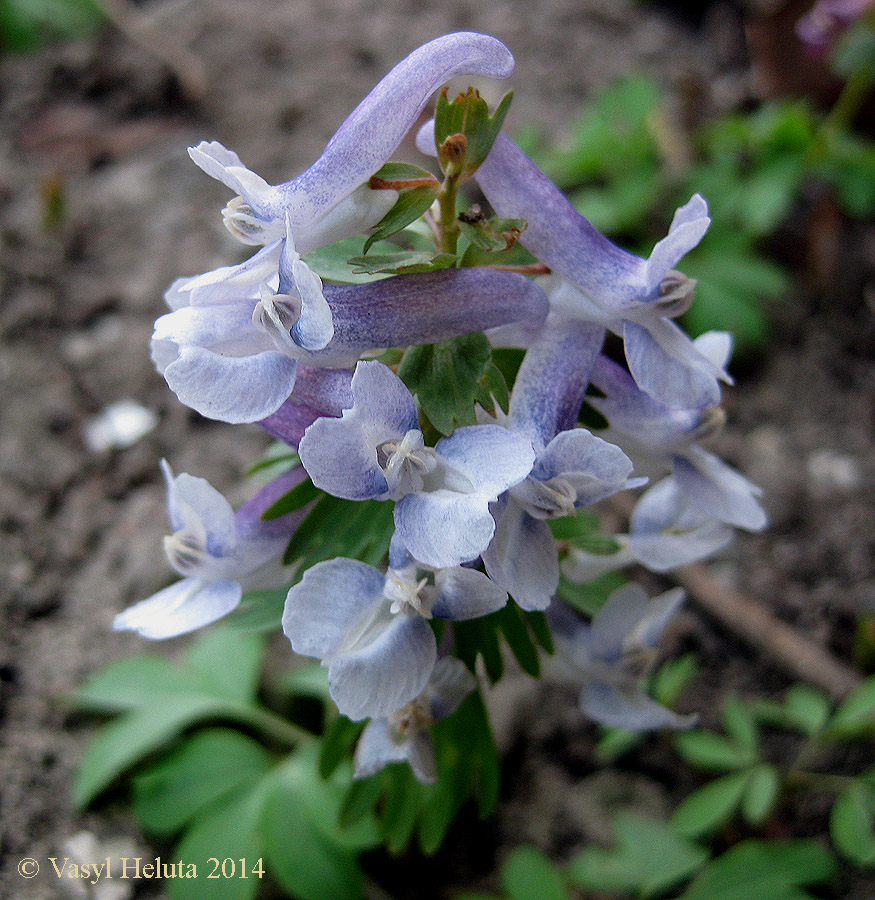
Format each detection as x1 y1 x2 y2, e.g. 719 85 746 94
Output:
722 696 760 754
501 846 569 900
738 155 805 237
558 571 627 618
75 695 240 808
453 616 504 683
348 250 456 274
496 601 541 677
534 75 663 188
303 237 396 284
594 727 641 764
741 764 781 826
132 728 272 836
284 495 394 569
364 164 442 252
185 627 264 705
674 729 756 772
651 653 698 706
320 715 365 779
679 839 837 900
245 443 299 481
169 786 266 900
567 813 709 897
1 0 105 52
381 765 423 852
830 781 875 867
434 87 513 180
831 19 875 81
272 743 380 852
785 684 831 735
224 587 286 633
73 655 192 713
276 662 331 701
673 770 751 839
525 610 554 654
339 771 388 830
398 332 499 434
827 675 875 737
260 476 321 519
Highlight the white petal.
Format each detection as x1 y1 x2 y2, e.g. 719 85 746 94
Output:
163 346 298 424
395 490 495 569
481 496 559 611
436 425 535 497
112 578 242 639
282 558 386 660
674 446 767 531
431 567 508 620
162 461 237 556
581 681 696 731
329 615 436 720
624 318 726 410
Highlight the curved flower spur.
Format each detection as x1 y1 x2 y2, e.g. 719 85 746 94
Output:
157 32 518 424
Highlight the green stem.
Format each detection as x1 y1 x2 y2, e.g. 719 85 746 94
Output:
824 68 875 135
437 173 461 255
240 706 316 748
785 768 856 793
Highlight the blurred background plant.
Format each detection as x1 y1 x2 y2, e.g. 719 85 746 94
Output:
0 0 105 52
515 7 875 352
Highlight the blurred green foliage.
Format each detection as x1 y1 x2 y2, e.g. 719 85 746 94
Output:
518 67 875 352
0 0 104 52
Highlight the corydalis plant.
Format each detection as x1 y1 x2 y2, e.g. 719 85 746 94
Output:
103 32 767 886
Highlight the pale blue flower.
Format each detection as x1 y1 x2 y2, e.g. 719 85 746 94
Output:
153 266 547 424
113 462 303 639
549 586 697 730
299 360 536 568
190 33 514 249
589 342 766 532
282 555 505 720
480 317 643 610
562 476 734 580
354 657 476 783
415 123 728 409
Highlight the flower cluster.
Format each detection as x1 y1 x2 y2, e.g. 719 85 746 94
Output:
116 33 766 783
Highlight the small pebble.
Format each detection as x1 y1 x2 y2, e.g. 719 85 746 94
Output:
83 400 157 452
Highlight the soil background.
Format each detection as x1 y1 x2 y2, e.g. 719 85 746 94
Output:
1 1 874 898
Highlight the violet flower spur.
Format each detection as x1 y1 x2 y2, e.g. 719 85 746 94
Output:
354 657 476 784
189 32 514 249
180 34 515 342
548 586 697 731
153 265 547 425
112 462 305 639
588 339 767 532
298 360 536 569
415 122 728 410
481 317 644 611
282 555 505 721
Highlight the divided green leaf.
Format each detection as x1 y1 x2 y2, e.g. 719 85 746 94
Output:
567 813 709 897
398 332 508 434
502 846 569 900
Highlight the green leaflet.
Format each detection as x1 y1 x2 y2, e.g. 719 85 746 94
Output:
397 332 509 435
